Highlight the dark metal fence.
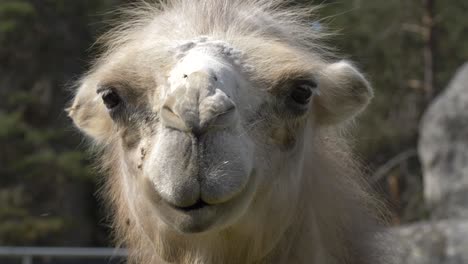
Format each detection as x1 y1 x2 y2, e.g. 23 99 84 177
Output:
0 247 127 264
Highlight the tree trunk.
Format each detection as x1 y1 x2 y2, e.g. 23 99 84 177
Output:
422 0 435 101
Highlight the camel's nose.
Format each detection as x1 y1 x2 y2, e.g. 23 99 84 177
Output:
161 71 237 136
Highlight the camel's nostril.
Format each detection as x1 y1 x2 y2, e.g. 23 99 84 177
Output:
163 105 176 115
161 104 189 132
221 104 235 115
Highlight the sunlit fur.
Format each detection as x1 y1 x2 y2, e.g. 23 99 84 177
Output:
68 1 391 263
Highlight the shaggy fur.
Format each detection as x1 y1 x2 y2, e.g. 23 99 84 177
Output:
68 1 392 263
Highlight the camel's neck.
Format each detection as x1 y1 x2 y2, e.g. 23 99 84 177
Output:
257 195 327 264
119 175 341 264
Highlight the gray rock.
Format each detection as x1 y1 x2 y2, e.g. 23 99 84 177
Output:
391 220 468 264
419 62 468 219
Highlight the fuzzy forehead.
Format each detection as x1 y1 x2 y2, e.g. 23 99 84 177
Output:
87 38 321 96
99 0 325 54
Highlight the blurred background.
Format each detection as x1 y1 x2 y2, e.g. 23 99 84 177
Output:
0 0 467 263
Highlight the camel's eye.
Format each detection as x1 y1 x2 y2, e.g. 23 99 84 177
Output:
281 80 317 117
290 81 316 105
98 87 122 110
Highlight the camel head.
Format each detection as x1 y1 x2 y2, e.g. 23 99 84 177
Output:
67 1 375 262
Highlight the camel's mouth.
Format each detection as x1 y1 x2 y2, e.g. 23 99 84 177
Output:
171 199 211 212
147 169 258 234
155 195 222 233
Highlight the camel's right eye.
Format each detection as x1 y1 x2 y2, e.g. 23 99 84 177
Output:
98 87 122 110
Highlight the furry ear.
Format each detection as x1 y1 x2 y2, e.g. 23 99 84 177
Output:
313 61 373 126
67 80 114 143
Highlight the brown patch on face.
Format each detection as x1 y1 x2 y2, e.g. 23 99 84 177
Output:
270 124 297 151
120 125 142 150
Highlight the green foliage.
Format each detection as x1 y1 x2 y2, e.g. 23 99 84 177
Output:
0 107 96 244
0 0 113 246
318 0 468 222
319 0 468 159
0 187 64 244
0 1 35 33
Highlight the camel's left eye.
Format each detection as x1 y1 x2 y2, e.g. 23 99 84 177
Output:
290 81 316 105
98 87 122 110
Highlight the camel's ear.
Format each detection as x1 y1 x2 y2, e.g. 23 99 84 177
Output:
313 61 373 126
67 80 114 143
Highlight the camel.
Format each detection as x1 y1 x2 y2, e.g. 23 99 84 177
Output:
67 0 390 263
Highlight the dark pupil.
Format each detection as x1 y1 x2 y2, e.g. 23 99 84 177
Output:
291 86 312 105
102 90 121 109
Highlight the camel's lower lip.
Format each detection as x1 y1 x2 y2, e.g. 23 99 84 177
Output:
160 199 219 233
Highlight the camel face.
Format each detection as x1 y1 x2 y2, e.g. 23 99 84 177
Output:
69 36 321 236
142 40 259 233
125 38 319 234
